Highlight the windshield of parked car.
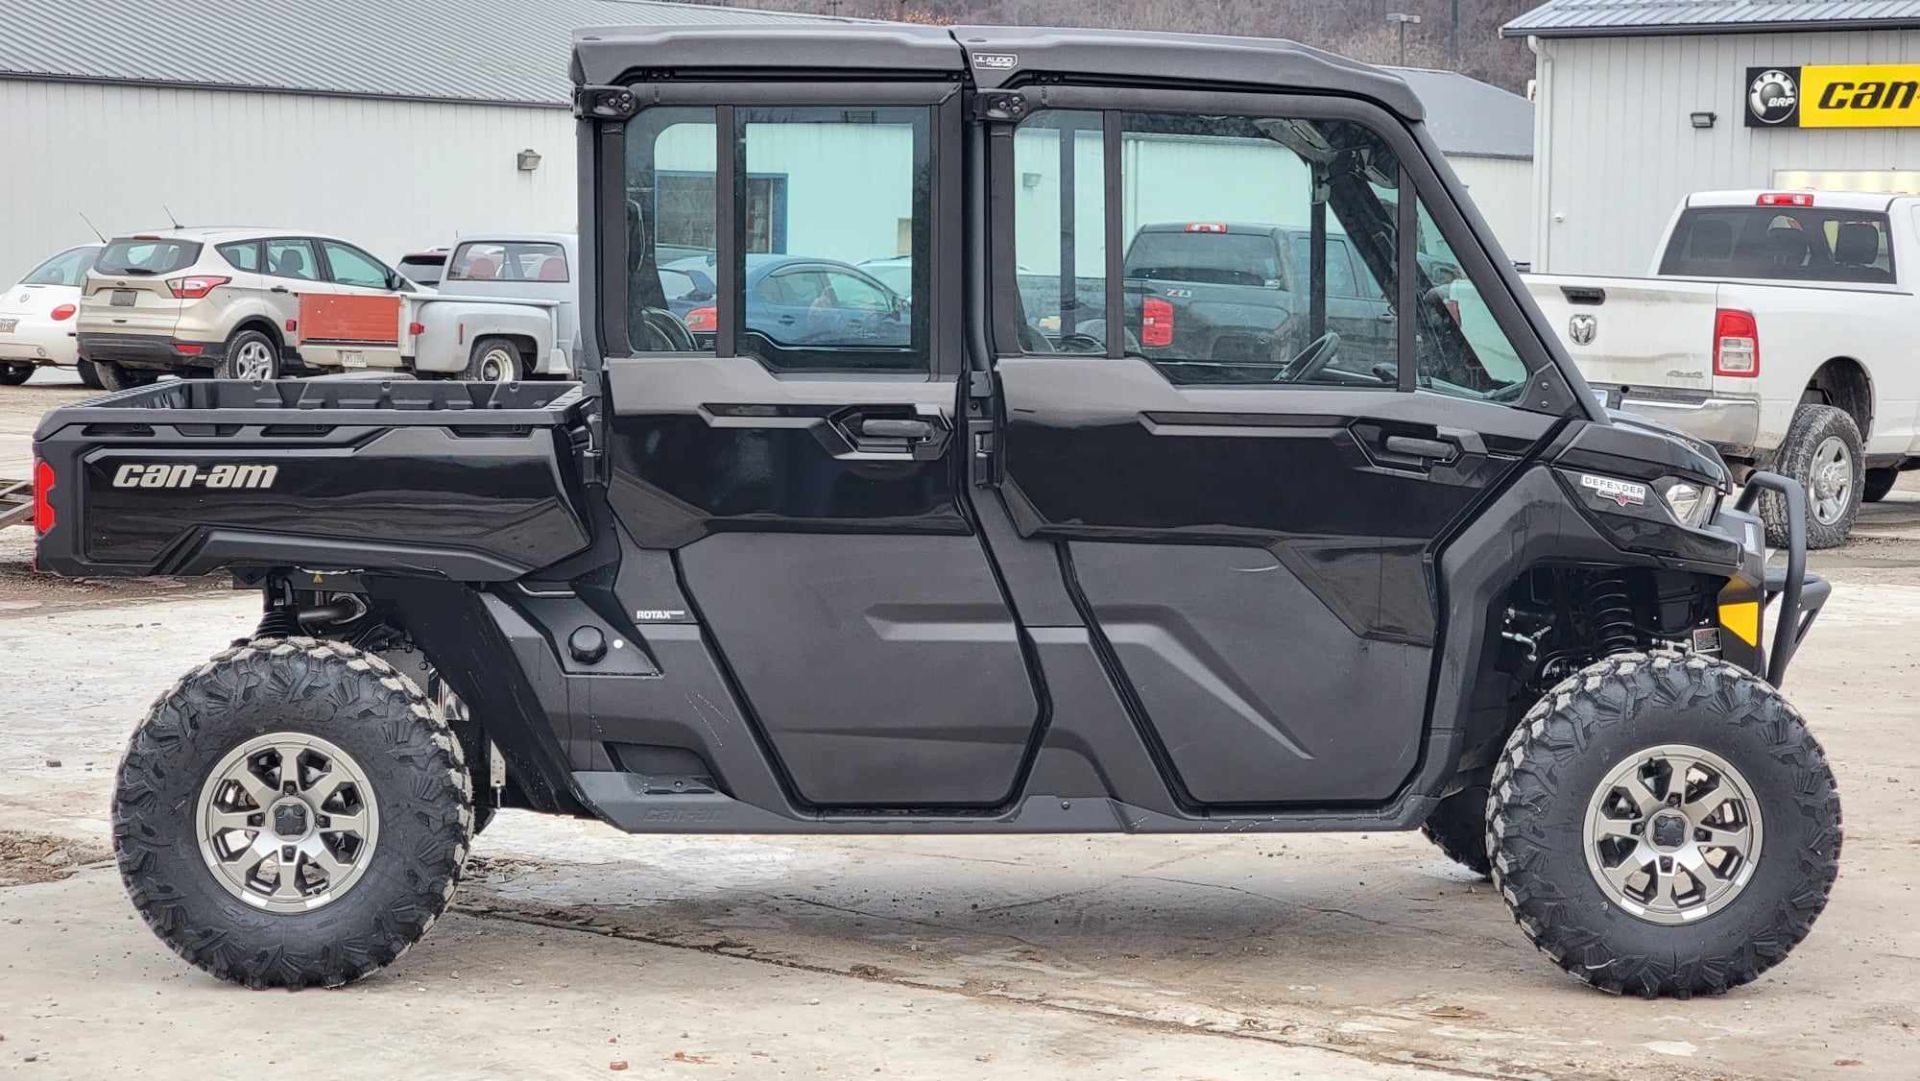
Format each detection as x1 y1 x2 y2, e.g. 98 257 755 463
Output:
1123 232 1288 288
21 245 101 286
95 238 200 277
1659 206 1896 283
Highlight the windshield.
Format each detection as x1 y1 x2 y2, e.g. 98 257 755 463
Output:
397 256 445 286
95 238 200 277
21 245 101 286
1124 232 1287 287
1659 206 1895 283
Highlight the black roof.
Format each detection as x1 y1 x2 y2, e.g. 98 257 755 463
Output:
571 23 1424 120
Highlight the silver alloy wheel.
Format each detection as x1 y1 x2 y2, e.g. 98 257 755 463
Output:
195 732 380 913
475 345 517 383
230 339 277 381
1808 434 1854 526
1583 743 1763 925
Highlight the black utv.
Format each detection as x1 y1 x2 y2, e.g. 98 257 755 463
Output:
33 24 1839 997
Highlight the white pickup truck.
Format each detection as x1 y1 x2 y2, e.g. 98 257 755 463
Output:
421 232 578 379
1527 189 1918 547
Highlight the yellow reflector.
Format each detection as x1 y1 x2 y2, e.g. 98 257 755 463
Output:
1720 600 1760 647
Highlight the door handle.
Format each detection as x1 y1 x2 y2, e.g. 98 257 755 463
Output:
861 418 933 440
1383 435 1456 461
1377 310 1397 322
270 286 291 294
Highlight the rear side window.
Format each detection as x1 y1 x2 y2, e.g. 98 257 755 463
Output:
1660 206 1896 283
95 239 200 277
264 239 319 281
217 241 261 272
21 245 99 286
448 241 569 282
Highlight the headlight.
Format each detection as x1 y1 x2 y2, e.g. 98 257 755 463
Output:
1657 477 1718 528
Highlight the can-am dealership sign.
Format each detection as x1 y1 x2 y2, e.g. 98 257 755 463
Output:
1748 65 1920 127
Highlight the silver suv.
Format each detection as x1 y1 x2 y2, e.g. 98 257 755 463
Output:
77 229 414 389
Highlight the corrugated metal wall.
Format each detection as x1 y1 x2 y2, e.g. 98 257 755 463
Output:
0 80 576 283
1533 28 1920 274
1451 156 1535 265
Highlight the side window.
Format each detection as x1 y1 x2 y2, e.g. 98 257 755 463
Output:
1412 197 1530 396
624 107 718 353
1011 110 1107 354
322 241 392 290
217 241 261 273
1118 113 1400 387
736 106 928 370
263 239 318 282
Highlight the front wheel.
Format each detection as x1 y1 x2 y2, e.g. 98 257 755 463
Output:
0 363 33 386
1489 652 1841 997
113 638 473 988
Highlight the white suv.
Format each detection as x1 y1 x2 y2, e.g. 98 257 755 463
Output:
76 228 416 389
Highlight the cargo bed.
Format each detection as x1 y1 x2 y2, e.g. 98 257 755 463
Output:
32 379 591 580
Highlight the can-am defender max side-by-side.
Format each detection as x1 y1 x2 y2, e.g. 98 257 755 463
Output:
34 25 1839 996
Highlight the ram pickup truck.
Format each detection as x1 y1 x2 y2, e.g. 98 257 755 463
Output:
33 23 1836 1000
1526 189 1920 546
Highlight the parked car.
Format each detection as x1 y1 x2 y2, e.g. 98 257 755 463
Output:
658 253 908 347
395 247 450 287
858 254 912 296
0 243 101 386
432 234 578 377
34 23 1839 999
1526 189 1920 546
76 228 566 387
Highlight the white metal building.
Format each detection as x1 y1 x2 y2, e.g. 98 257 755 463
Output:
1509 0 1920 274
1 0 1535 282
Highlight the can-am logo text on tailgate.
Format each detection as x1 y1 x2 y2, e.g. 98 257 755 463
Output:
111 463 279 490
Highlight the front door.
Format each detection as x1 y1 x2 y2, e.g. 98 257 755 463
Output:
991 92 1569 805
311 239 406 370
600 88 1041 809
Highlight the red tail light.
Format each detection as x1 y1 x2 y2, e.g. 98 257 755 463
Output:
166 275 230 299
1713 308 1759 377
176 343 205 356
1757 192 1813 207
1141 297 1175 347
49 304 76 321
408 321 426 336
685 306 717 333
32 459 54 534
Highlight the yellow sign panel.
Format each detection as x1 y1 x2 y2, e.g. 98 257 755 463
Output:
1801 64 1920 128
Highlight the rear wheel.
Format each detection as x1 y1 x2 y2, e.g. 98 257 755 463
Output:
76 359 104 389
113 637 472 988
218 328 281 381
1489 652 1840 997
1863 467 1899 503
1763 404 1862 549
463 337 523 383
0 363 33 386
93 361 158 392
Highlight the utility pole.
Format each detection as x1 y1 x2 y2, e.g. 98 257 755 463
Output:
1386 12 1422 67
1450 0 1461 66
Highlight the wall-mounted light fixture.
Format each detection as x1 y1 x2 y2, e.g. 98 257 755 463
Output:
1022 171 1043 189
517 149 543 172
1690 111 1717 129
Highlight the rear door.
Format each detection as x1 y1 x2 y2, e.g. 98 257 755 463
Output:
83 237 199 337
258 237 332 361
593 81 1040 809
991 91 1576 805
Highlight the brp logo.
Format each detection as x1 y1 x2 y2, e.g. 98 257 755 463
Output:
1749 68 1799 125
1568 313 1597 346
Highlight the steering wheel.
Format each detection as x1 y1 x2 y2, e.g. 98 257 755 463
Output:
634 307 697 352
1054 332 1104 355
1272 331 1341 383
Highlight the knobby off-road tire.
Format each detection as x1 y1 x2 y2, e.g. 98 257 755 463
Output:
113 637 473 989
1763 404 1863 550
1489 652 1841 998
1420 771 1492 878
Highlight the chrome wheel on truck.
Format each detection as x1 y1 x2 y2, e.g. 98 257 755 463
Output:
1808 435 1854 529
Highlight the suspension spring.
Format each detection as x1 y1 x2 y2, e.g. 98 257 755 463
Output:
1584 573 1640 656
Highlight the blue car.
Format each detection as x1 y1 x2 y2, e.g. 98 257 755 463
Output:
660 253 909 347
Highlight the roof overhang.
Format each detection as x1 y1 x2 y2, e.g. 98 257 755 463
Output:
1503 17 1920 39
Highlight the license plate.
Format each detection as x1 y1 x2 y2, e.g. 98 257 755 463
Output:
339 350 367 368
111 290 137 307
0 319 15 334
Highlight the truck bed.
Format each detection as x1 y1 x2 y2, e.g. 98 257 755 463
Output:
32 379 591 580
